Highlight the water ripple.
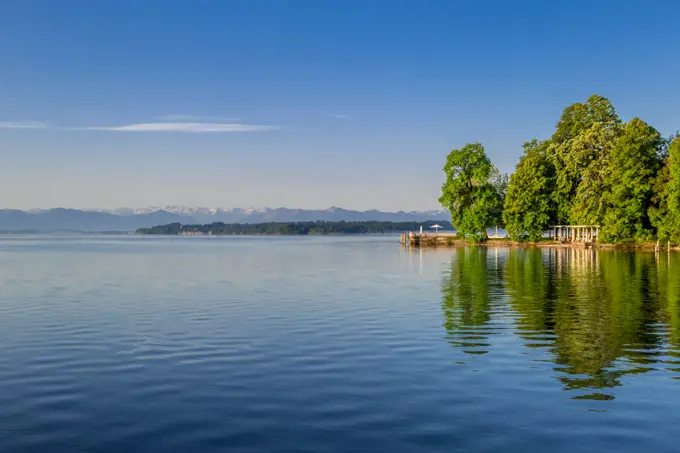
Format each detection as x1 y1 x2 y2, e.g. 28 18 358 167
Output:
0 237 678 452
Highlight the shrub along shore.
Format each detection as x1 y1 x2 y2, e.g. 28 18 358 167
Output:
439 94 680 248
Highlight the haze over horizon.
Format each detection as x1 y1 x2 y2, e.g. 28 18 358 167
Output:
1 1 679 211
4 205 447 214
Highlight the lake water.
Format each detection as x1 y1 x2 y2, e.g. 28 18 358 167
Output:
0 236 678 452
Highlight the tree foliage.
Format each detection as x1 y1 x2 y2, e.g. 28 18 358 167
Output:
548 95 621 224
650 137 680 242
601 118 662 242
440 95 680 244
503 139 556 241
137 220 452 235
439 143 506 241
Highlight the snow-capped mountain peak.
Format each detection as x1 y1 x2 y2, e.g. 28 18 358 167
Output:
0 206 449 232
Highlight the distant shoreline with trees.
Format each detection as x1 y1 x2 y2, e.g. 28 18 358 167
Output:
139 94 680 247
439 94 679 247
136 220 453 236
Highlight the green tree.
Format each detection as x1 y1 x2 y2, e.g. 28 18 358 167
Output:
669 138 680 240
569 123 620 224
551 94 620 144
548 95 621 224
601 118 662 243
490 168 509 227
650 137 680 243
503 139 556 241
439 143 505 241
136 220 454 235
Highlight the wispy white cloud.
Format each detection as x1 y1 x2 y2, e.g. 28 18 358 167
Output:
0 121 50 129
156 114 241 122
328 113 348 119
0 121 279 133
83 122 279 133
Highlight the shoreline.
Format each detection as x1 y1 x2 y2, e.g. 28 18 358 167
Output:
404 236 680 251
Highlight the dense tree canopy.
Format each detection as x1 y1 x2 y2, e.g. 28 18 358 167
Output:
441 94 679 244
601 118 661 242
137 220 452 235
439 143 506 241
548 95 622 225
503 140 556 241
650 137 680 243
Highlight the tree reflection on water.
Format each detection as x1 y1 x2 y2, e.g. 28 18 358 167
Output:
441 246 680 399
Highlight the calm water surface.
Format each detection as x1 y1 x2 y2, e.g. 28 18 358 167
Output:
0 236 678 452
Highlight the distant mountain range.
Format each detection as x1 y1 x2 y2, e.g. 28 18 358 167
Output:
0 206 449 232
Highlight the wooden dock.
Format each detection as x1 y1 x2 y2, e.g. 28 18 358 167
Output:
401 232 461 247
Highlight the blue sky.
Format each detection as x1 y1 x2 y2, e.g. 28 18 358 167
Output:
1 0 679 211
